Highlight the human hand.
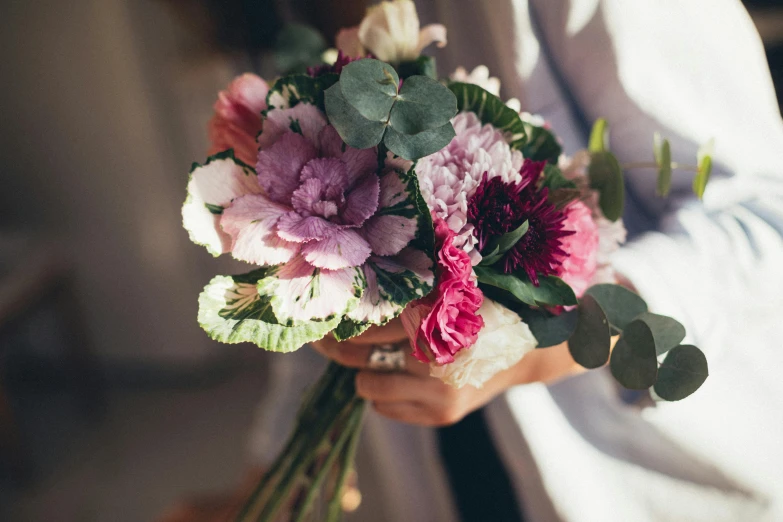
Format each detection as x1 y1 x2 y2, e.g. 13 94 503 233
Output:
311 321 583 427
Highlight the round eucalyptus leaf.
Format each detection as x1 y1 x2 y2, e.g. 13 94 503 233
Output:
569 295 611 369
389 75 458 135
654 345 708 401
339 58 399 122
635 312 686 356
610 319 658 389
584 284 647 332
383 122 455 161
324 83 386 149
522 308 578 348
589 151 624 221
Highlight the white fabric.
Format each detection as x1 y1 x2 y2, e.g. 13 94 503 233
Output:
250 1 783 520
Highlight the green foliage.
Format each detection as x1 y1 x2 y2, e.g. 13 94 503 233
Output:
399 166 436 257
635 312 686 356
541 164 577 191
588 151 625 221
694 139 714 199
569 295 611 368
475 267 577 307
266 74 339 112
273 24 327 75
479 220 529 266
325 59 458 160
584 284 648 332
654 345 709 401
447 82 527 146
610 319 658 389
653 133 673 197
520 122 562 163
588 118 608 153
520 308 578 348
396 56 437 80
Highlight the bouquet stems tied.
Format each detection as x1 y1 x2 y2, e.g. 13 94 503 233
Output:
234 363 365 522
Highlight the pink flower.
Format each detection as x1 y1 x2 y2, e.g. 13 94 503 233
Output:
556 201 599 297
402 218 484 364
208 74 269 166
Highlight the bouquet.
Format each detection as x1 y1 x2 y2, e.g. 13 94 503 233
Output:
182 1 713 520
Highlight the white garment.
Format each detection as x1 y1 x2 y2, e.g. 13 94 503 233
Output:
251 1 783 520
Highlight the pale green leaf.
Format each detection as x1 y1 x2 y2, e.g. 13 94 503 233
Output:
653 133 673 197
390 75 457 135
588 118 608 153
324 83 386 149
339 58 399 121
588 151 624 221
383 122 455 161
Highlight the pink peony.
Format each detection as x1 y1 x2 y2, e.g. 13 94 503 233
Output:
402 217 484 364
208 74 269 166
556 201 600 297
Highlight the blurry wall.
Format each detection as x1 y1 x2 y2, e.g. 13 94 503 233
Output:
0 0 242 365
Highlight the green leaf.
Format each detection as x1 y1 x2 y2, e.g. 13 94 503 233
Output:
653 133 673 197
383 122 456 161
635 312 686 356
339 58 399 121
585 284 648 332
475 268 577 307
519 122 562 163
588 151 624 221
332 318 371 341
266 73 339 111
273 24 327 75
693 139 714 200
396 56 437 80
548 188 582 209
324 83 386 149
519 308 578 348
482 220 529 259
610 319 658 389
198 270 339 352
448 82 527 146
541 164 577 191
654 345 708 401
569 295 611 368
390 75 458 135
588 118 608 153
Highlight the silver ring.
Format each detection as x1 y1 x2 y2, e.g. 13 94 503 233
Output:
367 343 406 372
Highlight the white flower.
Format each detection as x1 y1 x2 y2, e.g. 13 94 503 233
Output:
430 299 538 389
336 0 447 63
450 65 501 96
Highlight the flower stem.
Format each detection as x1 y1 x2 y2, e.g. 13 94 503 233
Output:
326 405 364 522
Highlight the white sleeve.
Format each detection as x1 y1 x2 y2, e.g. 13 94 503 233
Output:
529 0 783 350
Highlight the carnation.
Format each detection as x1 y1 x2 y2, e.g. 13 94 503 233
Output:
207 74 268 166
556 201 599 297
430 298 538 388
416 112 524 263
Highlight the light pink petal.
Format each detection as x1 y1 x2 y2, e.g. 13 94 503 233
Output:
257 255 363 323
257 103 327 150
378 170 409 207
416 24 447 55
302 229 372 270
220 194 298 265
299 158 348 200
276 212 339 242
256 132 316 204
335 27 365 57
361 214 417 256
342 174 380 226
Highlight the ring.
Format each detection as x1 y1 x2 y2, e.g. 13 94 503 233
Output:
367 343 406 372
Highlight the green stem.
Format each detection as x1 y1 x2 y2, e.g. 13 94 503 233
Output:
326 404 365 522
291 401 364 522
622 161 699 172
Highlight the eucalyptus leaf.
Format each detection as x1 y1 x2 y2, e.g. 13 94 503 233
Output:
635 312 686 356
585 284 648 332
383 122 455 161
519 122 561 163
448 82 527 145
339 58 399 121
653 133 673 197
610 319 658 389
588 118 608 153
519 308 578 348
654 345 708 401
390 75 458 135
588 151 624 221
324 83 386 149
569 295 611 369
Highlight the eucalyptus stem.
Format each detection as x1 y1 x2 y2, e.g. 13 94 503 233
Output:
326 405 365 522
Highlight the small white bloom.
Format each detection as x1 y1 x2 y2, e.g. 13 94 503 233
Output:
450 65 501 97
430 299 538 389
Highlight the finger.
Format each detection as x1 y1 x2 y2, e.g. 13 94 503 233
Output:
403 353 431 377
371 401 433 425
348 317 408 345
355 371 443 402
311 336 373 368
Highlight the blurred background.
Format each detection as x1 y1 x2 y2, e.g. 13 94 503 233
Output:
0 0 780 520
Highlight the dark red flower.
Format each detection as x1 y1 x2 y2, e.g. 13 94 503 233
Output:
467 160 573 285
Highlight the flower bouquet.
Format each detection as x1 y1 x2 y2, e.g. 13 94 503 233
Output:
182 1 713 520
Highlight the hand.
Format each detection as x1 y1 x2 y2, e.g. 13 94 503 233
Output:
311 321 584 427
